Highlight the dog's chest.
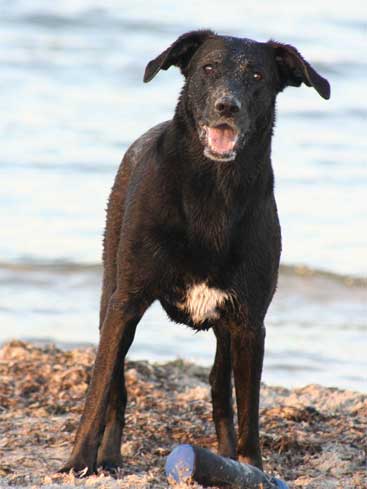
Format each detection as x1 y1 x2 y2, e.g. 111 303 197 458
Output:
176 282 230 324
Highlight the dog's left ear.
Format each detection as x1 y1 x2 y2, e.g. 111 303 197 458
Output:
268 41 330 100
144 30 215 83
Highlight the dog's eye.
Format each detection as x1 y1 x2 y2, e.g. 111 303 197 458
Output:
203 64 214 74
253 72 263 81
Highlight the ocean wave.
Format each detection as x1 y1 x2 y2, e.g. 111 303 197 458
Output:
0 260 100 274
1 260 366 288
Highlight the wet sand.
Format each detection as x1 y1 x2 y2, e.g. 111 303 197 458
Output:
0 341 366 488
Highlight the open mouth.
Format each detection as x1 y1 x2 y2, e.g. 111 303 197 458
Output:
202 123 239 162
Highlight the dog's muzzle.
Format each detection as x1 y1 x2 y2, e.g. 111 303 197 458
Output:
201 123 239 162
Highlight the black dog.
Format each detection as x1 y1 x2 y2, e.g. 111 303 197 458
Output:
62 30 330 475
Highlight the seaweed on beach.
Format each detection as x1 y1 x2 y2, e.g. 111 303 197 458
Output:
0 341 366 488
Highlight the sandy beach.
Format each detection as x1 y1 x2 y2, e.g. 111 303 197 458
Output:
0 340 366 489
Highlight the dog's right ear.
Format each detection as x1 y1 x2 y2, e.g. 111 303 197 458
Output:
143 30 215 83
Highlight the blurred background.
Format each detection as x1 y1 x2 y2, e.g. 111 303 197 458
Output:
1 1 366 391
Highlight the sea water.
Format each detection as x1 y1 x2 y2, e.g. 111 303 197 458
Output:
1 0 366 391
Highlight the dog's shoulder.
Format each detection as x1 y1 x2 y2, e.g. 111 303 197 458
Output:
124 120 171 168
111 120 171 197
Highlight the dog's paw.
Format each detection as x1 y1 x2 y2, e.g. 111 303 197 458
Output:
238 454 263 471
58 460 97 478
99 462 123 477
97 454 123 476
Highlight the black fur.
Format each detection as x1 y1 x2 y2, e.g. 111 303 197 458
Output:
61 30 330 475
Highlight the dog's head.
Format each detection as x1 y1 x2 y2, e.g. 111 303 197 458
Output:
144 30 330 162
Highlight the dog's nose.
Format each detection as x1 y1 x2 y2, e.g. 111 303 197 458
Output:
215 96 241 116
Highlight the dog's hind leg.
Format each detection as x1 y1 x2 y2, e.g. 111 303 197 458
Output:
93 162 133 471
61 291 151 475
99 159 132 329
209 325 236 459
96 324 135 471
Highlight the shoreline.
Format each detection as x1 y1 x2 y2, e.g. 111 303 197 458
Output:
2 260 367 287
1 261 366 393
0 340 366 488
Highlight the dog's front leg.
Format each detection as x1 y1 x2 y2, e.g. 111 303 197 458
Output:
96 359 127 471
231 324 265 470
209 325 236 458
61 292 149 475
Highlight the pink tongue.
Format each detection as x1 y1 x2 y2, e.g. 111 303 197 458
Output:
207 126 236 154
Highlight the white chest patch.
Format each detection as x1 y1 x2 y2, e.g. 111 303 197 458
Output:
177 282 230 324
